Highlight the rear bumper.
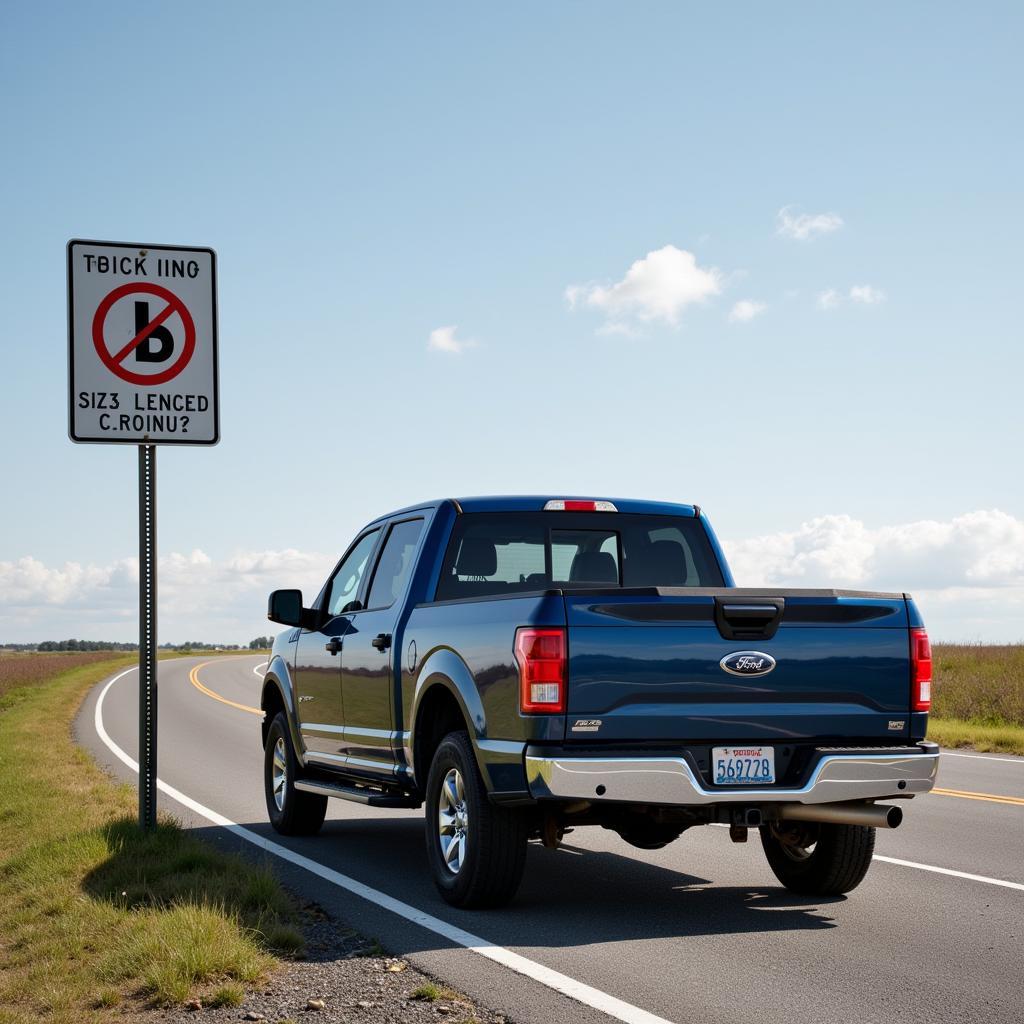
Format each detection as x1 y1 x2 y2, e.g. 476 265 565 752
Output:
524 742 939 806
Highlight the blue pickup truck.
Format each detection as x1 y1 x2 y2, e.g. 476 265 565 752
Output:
262 496 939 908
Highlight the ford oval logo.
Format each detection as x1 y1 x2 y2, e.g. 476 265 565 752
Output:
720 651 776 676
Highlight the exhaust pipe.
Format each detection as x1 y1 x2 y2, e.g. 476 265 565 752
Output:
774 802 903 829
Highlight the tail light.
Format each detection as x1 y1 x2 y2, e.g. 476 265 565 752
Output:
515 627 567 713
911 627 932 712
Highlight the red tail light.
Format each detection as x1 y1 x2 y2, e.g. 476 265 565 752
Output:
515 627 567 713
911 627 932 712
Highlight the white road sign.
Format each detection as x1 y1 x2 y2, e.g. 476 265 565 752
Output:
68 239 219 445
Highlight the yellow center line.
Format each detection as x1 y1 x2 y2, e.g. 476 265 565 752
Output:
189 660 263 716
933 787 1024 806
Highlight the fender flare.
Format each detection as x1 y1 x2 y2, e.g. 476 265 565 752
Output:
260 652 306 766
406 646 488 786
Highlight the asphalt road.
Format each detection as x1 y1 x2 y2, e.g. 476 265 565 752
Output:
78 655 1024 1024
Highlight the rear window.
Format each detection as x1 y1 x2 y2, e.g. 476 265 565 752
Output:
434 512 724 601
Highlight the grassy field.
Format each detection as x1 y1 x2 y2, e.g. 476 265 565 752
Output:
930 643 1024 755
0 654 299 1023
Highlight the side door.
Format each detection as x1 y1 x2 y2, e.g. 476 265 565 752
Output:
292 528 381 761
339 517 425 778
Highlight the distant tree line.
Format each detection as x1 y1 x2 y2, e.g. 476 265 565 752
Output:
0 638 273 652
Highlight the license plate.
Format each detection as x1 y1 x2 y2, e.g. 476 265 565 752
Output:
712 746 775 785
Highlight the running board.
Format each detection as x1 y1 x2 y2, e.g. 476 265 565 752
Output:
294 778 421 809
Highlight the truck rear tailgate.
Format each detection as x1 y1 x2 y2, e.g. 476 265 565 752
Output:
564 589 911 743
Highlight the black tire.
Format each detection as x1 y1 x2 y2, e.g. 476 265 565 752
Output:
424 731 528 908
264 712 327 836
760 821 875 896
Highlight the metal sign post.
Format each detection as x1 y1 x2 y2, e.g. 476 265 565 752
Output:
138 444 158 828
68 239 218 829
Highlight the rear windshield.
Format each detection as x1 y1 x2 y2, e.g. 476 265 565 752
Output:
434 512 725 601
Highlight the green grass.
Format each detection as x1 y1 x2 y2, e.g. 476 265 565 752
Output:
0 655 299 1022
411 983 461 1002
927 717 1024 756
929 644 1024 755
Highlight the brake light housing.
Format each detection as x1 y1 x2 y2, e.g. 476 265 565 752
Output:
543 499 618 512
515 627 567 713
910 627 932 712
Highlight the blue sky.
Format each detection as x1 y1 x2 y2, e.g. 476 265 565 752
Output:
2 2 1022 642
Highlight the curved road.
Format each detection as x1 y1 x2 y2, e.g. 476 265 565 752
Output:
78 656 1024 1024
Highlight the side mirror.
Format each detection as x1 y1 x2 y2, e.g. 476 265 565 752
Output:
268 589 307 627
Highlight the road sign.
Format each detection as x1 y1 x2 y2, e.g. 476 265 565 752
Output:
68 239 218 445
67 237 219 830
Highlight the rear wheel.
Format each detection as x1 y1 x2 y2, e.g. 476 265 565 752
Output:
264 712 327 836
425 731 528 908
760 820 875 896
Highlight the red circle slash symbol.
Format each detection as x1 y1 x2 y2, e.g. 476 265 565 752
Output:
92 282 196 386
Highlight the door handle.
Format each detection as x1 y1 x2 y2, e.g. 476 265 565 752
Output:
324 636 342 656
372 633 392 652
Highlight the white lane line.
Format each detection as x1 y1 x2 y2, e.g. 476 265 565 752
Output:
253 661 268 678
941 751 1023 765
873 855 1024 892
94 667 676 1024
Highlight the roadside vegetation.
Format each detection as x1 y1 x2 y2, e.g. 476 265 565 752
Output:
931 644 1024 755
0 655 300 1022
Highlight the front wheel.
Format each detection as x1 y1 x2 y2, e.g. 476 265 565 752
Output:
264 712 327 836
424 731 528 908
760 820 875 896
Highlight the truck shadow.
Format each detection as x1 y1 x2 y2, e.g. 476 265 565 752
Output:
186 814 843 952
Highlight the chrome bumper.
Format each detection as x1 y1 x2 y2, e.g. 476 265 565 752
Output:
524 748 940 806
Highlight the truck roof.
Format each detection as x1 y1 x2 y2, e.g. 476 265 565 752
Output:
368 496 700 524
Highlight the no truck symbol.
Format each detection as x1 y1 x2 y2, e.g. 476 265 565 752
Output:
92 282 196 386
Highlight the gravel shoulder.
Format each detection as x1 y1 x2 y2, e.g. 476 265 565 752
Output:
134 893 507 1024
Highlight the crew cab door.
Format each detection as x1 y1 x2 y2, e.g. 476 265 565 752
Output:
292 528 380 761
339 517 425 778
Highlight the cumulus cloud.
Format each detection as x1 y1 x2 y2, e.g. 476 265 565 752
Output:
0 548 334 645
566 245 722 331
776 206 844 241
817 289 841 310
728 299 766 323
428 325 476 354
723 509 1024 640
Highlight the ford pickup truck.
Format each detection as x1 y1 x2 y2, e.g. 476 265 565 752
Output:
262 496 939 908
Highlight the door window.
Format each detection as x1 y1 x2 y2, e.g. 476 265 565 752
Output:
325 530 379 616
366 519 425 610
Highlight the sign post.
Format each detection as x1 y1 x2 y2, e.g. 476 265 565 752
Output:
68 240 218 829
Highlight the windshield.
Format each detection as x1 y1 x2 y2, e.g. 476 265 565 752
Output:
435 512 725 601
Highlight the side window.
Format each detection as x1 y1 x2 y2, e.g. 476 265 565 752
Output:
325 530 379 617
366 519 425 610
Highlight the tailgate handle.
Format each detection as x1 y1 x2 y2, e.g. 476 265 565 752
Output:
715 599 784 640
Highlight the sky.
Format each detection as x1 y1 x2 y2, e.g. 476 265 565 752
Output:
1 2 1022 643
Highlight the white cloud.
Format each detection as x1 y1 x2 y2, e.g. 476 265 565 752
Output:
566 245 722 331
776 206 844 241
728 299 766 323
849 284 886 304
818 285 886 310
817 288 841 310
723 509 1024 640
428 325 476 354
0 548 334 645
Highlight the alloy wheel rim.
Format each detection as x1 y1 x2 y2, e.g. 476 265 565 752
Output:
272 737 287 811
437 767 468 874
